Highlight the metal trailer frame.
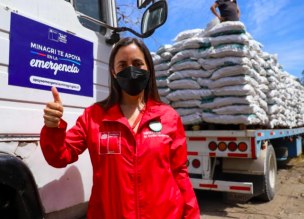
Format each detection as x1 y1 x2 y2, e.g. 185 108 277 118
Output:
186 127 304 196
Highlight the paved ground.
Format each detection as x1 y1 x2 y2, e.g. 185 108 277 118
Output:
197 155 304 219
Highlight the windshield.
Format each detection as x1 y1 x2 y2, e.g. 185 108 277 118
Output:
74 0 107 35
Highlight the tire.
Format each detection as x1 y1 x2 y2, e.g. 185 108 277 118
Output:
258 145 277 201
0 184 17 219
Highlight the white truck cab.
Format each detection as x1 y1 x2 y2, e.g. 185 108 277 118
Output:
0 0 167 218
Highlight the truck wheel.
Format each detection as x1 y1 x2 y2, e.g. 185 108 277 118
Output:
0 184 17 219
258 145 277 201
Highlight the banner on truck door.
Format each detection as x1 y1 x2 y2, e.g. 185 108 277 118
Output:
9 13 94 97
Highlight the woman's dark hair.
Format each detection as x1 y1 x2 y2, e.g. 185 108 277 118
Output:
96 37 162 110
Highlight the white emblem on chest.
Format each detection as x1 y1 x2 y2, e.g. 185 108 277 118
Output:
143 131 169 139
99 131 121 155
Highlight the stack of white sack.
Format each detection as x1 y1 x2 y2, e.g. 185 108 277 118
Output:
259 53 304 128
152 18 304 127
167 28 214 125
196 20 269 125
151 45 173 105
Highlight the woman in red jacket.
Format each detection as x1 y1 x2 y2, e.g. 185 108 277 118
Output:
41 37 200 219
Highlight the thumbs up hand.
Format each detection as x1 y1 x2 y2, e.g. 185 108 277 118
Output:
44 87 64 128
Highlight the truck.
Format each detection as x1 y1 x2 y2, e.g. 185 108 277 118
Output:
186 126 303 202
0 0 167 218
0 0 303 218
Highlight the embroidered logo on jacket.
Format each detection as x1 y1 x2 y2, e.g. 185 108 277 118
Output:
143 131 169 138
99 131 121 155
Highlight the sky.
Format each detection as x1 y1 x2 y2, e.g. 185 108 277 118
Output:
117 0 304 79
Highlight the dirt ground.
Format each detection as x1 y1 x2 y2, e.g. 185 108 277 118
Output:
80 156 304 219
197 155 304 219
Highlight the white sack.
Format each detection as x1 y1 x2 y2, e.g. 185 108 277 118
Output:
267 97 284 105
155 70 170 78
268 105 279 114
268 76 279 83
208 75 258 89
181 113 203 125
183 37 211 50
157 44 172 54
250 69 269 84
151 52 156 57
170 38 211 53
169 69 213 81
171 49 210 64
205 17 220 32
251 59 261 72
170 59 201 71
256 89 267 100
199 96 258 109
267 90 279 98
268 82 278 90
155 62 171 71
167 89 214 101
209 44 249 58
268 119 280 128
211 65 251 80
168 79 201 90
173 29 203 42
152 55 163 65
171 100 201 108
210 34 249 47
160 52 173 61
212 104 264 115
259 84 269 93
175 108 202 116
202 113 261 125
257 98 268 112
160 96 170 105
197 78 213 88
156 78 170 87
254 54 267 68
248 40 263 52
211 84 256 97
205 21 246 37
199 57 252 70
158 88 171 96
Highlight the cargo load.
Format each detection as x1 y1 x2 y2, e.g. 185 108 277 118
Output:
152 18 304 128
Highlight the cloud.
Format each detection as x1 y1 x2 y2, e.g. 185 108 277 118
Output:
245 0 289 36
264 39 304 78
166 0 211 30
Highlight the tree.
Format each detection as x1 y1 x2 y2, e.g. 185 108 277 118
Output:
116 3 161 47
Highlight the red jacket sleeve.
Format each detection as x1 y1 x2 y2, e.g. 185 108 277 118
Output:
40 108 88 168
170 115 200 219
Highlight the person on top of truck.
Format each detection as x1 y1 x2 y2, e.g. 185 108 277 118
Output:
40 37 200 219
210 0 241 22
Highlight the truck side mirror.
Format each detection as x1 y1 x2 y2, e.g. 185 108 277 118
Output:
76 0 168 43
141 0 168 36
138 0 153 9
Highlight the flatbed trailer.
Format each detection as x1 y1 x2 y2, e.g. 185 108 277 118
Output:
186 127 304 201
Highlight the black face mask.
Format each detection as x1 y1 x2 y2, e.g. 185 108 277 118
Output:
115 66 150 96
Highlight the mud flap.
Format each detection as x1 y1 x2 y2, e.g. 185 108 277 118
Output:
223 192 253 204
